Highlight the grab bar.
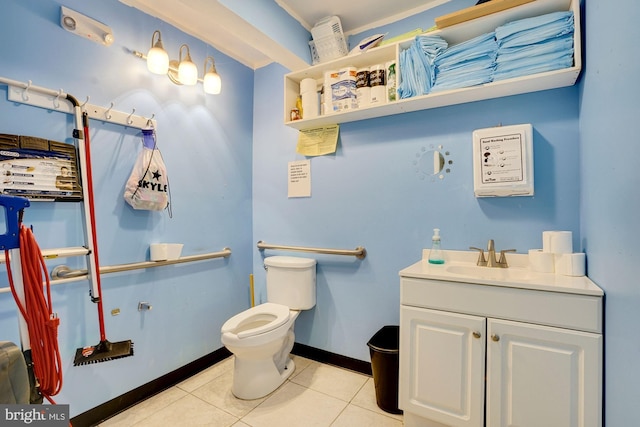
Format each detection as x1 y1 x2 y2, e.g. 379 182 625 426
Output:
257 241 366 259
0 246 90 264
51 248 232 279
0 248 231 293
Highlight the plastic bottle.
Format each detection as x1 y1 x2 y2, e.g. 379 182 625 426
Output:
428 228 444 264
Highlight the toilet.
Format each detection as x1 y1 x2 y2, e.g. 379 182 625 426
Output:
221 256 316 399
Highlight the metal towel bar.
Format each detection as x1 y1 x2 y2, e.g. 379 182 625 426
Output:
257 241 366 259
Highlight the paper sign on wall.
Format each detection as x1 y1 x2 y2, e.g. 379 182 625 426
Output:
472 123 534 197
296 125 339 156
288 160 311 198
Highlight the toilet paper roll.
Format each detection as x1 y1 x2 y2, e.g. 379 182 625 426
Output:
300 78 317 94
301 92 319 119
331 67 357 113
324 70 338 114
542 231 573 254
356 68 370 108
555 252 586 277
528 249 555 273
369 64 387 105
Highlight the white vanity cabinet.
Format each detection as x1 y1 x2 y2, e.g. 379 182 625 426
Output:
399 260 603 427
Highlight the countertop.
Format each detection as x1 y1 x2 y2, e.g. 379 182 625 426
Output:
399 250 604 297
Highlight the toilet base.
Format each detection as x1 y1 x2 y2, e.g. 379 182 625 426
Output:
231 355 295 400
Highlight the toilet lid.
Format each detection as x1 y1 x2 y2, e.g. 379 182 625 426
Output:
221 302 291 339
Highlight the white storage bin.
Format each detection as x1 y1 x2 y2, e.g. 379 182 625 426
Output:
150 243 183 261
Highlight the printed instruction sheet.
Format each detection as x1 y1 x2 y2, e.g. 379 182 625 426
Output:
296 125 339 156
288 160 311 198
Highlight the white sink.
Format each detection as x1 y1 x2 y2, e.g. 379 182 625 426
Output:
445 264 534 281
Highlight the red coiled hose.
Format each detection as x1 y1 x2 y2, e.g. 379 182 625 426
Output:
6 224 63 404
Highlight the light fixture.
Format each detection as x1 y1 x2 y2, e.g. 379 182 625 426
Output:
203 56 222 95
177 44 197 86
133 31 222 95
146 30 169 75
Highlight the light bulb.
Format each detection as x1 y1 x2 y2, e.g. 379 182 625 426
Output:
203 56 221 94
178 44 197 85
178 61 197 85
203 72 221 94
147 30 169 75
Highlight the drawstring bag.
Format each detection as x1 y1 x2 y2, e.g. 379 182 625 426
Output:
124 128 170 212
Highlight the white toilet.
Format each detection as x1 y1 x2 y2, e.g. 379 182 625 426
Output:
221 256 316 399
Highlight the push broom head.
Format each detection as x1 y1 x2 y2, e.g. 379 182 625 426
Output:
73 340 134 366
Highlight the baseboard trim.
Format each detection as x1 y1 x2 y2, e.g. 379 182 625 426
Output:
71 344 371 426
292 343 372 376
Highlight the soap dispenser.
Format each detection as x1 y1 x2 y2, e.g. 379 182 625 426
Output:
428 228 444 264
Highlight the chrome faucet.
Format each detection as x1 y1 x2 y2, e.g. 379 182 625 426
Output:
470 239 516 268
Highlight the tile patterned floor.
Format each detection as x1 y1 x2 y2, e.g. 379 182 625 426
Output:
99 355 403 427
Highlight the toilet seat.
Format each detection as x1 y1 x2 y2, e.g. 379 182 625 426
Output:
221 302 291 339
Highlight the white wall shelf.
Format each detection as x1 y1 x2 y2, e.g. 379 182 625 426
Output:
284 0 580 130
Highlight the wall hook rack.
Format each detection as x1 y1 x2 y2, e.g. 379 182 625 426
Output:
0 75 157 130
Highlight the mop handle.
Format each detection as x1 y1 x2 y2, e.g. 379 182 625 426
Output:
82 112 107 341
71 103 101 306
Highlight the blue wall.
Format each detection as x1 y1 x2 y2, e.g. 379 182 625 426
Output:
253 69 581 359
580 1 640 425
1 0 638 425
252 0 581 362
0 0 253 417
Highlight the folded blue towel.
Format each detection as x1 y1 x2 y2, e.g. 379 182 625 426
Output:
436 32 497 68
496 33 573 64
496 11 574 48
492 11 574 81
432 32 497 91
398 35 447 98
416 35 448 63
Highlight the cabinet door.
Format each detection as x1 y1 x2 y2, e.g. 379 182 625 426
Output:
400 306 486 427
487 319 602 427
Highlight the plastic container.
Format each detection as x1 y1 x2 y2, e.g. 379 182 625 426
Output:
367 325 403 414
150 243 183 261
428 228 444 264
311 16 348 63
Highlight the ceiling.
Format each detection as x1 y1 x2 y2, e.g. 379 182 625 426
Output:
120 0 450 70
275 0 449 34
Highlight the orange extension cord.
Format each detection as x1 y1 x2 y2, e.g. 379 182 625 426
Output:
6 224 63 404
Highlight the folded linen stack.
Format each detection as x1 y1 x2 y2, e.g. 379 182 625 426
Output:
493 11 574 81
398 35 447 99
432 32 498 92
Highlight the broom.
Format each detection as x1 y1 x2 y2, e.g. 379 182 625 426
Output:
73 108 133 365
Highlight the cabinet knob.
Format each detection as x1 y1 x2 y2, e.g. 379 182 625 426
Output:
472 331 481 339
491 334 500 342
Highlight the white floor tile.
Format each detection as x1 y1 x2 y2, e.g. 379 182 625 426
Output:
100 355 404 427
331 404 404 427
289 355 313 379
290 361 369 402
134 394 238 427
351 378 403 421
177 356 234 393
99 386 187 427
242 381 348 427
191 369 267 418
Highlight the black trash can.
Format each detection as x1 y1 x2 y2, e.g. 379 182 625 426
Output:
367 325 403 414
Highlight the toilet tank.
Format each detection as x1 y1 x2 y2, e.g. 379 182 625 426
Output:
264 256 316 310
